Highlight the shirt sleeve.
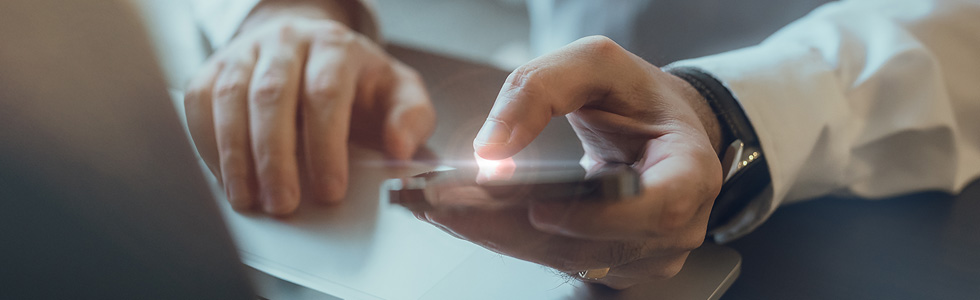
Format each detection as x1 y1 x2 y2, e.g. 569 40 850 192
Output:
668 0 980 242
190 0 379 51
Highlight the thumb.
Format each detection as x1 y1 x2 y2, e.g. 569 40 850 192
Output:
471 82 554 160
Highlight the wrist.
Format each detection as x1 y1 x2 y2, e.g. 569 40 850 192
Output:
238 0 355 36
667 73 729 158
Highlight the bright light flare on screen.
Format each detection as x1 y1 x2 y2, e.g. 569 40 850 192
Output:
474 152 516 183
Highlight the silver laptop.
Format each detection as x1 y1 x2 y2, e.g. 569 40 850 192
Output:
0 1 739 299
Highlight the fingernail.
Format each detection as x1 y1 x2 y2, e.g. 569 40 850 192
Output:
474 119 511 146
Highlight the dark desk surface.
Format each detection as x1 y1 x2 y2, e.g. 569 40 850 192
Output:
723 182 980 300
388 45 980 300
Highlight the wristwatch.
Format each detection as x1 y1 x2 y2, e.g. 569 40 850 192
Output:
667 67 772 232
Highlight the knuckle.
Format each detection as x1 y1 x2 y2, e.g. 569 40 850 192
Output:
506 64 540 88
578 35 623 57
503 65 548 101
185 68 220 104
313 21 351 38
305 78 345 103
213 77 249 101
311 22 356 47
272 22 299 42
249 75 289 105
183 84 209 106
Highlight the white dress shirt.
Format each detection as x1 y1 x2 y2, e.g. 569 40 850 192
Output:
192 0 980 242
670 0 980 241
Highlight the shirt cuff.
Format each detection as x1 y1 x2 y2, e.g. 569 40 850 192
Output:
666 41 841 242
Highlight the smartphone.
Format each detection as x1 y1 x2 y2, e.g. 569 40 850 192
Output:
384 164 641 211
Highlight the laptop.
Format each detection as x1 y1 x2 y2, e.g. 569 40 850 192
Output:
0 0 739 299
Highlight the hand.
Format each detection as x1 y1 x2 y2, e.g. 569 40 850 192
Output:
421 36 724 289
184 3 435 215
